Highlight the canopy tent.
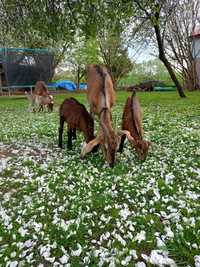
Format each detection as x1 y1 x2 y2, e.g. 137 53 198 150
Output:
0 47 54 87
49 80 87 91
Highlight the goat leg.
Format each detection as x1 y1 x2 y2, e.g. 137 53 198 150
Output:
72 128 77 139
67 128 73 149
118 134 126 153
58 117 64 148
38 104 43 112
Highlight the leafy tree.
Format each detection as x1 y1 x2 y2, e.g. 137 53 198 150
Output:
98 34 133 88
66 38 101 89
131 0 186 97
0 0 77 69
74 1 134 86
74 0 186 97
164 0 200 90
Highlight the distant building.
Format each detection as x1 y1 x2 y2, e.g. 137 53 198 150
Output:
191 29 200 88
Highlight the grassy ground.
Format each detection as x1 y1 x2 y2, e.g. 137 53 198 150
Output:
0 91 200 267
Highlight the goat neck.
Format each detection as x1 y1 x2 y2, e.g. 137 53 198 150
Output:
99 108 119 167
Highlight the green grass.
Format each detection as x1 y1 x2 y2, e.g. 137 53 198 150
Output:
0 91 200 266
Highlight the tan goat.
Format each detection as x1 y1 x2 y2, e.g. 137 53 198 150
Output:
118 91 151 160
25 92 53 112
81 64 129 167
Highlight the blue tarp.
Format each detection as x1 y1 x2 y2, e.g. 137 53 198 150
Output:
49 80 76 91
79 83 87 90
48 80 87 91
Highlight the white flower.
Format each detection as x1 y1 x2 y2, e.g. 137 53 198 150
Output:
129 249 138 259
59 255 69 264
115 233 126 246
156 237 165 248
149 250 177 266
121 256 132 266
164 226 174 239
134 230 146 243
9 261 18 267
23 239 34 248
194 255 200 267
119 206 131 220
135 262 146 267
18 227 28 237
10 251 17 258
108 261 115 267
165 173 174 184
71 244 82 256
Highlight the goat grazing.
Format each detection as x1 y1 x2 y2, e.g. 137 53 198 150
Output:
118 91 151 160
59 98 96 150
25 92 54 112
81 64 129 167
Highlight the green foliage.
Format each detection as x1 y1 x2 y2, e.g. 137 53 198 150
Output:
99 34 133 84
119 59 176 86
52 71 75 83
69 38 101 71
0 0 78 67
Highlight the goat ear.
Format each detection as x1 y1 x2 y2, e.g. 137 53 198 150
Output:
81 136 102 158
132 94 143 138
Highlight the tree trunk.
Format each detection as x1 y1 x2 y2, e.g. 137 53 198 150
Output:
77 66 80 91
160 55 186 97
153 20 186 97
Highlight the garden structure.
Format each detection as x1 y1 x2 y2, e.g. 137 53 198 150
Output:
0 47 54 95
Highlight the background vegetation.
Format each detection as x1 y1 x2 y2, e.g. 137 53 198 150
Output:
0 0 199 95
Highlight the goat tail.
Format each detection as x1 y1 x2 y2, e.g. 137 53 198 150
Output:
131 90 143 139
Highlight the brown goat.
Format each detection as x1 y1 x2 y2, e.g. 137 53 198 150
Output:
118 91 151 160
86 64 115 115
59 98 96 150
34 81 49 96
81 64 129 167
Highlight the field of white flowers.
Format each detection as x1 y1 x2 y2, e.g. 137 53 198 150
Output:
0 92 200 267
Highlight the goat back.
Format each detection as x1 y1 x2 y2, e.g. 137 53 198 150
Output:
59 98 91 123
86 64 115 114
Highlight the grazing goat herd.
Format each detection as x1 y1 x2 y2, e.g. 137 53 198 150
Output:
26 64 150 167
